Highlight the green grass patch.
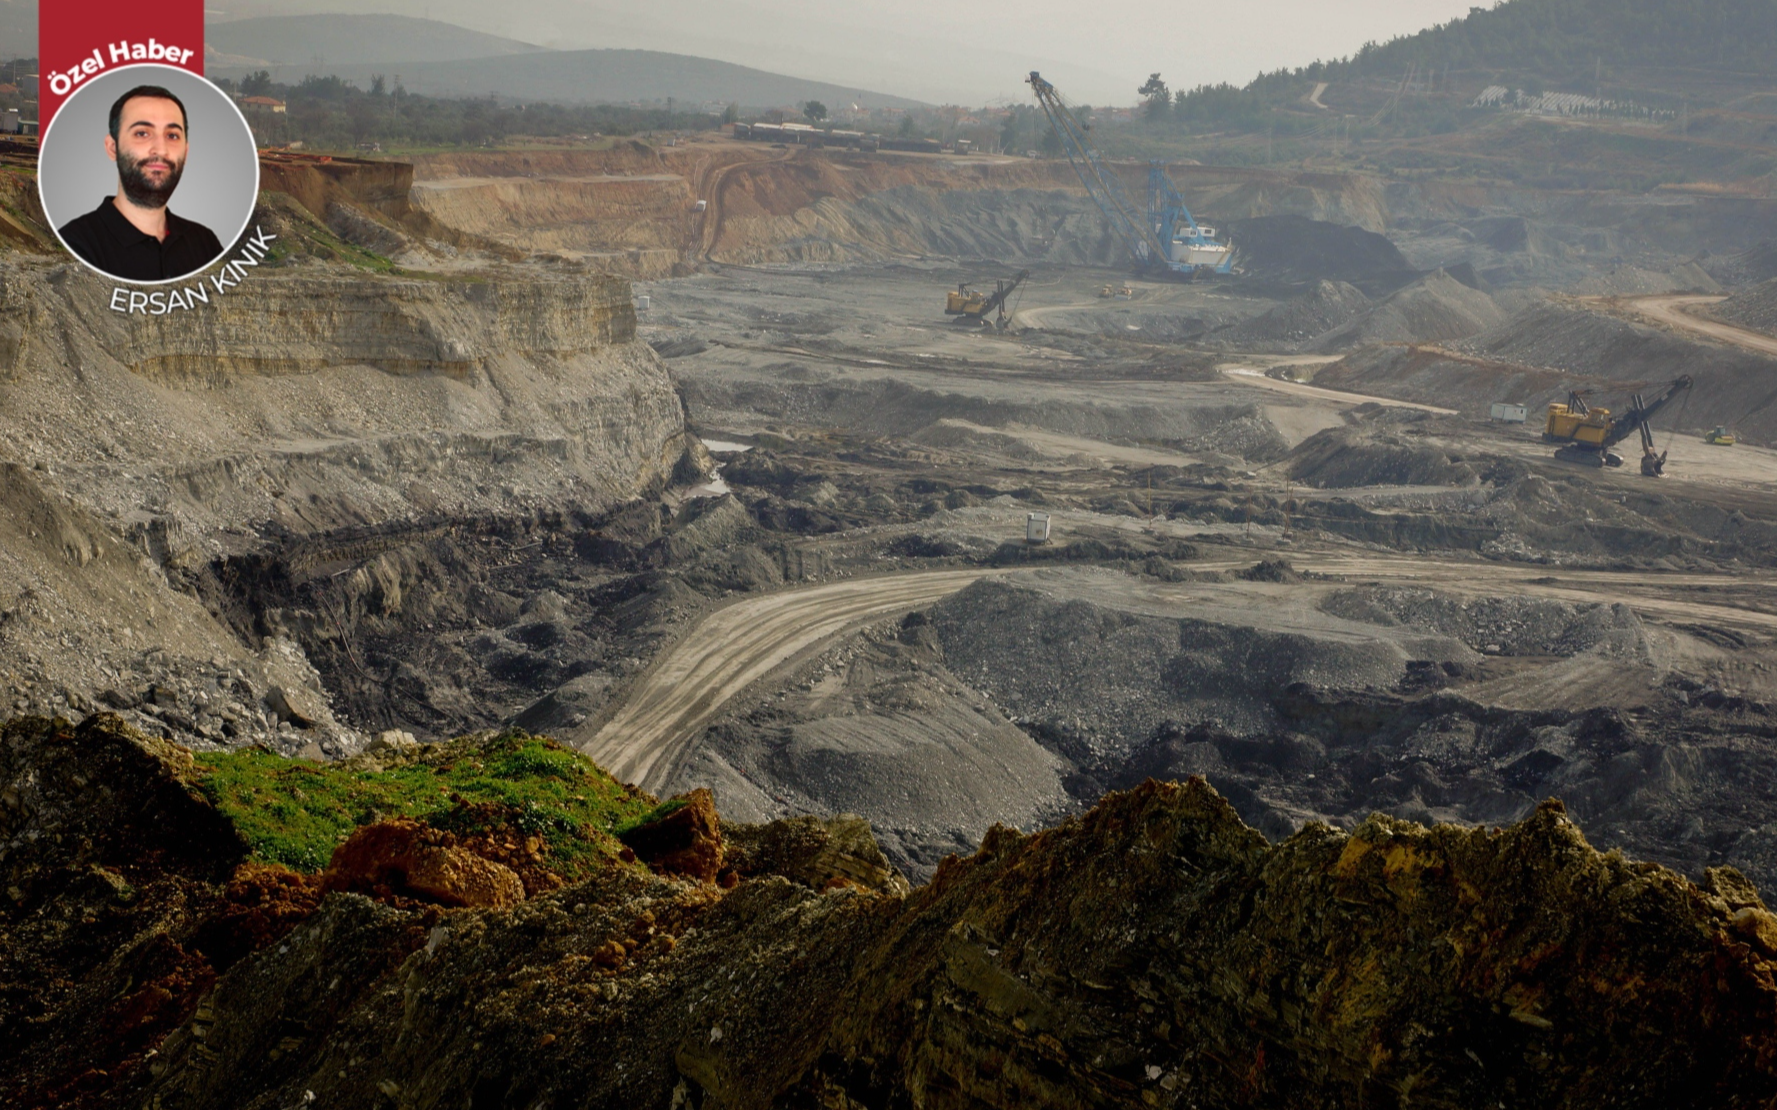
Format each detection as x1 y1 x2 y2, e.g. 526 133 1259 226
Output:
195 731 660 876
298 222 399 274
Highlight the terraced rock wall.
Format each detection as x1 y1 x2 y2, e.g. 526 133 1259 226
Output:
404 146 1398 270
0 259 690 753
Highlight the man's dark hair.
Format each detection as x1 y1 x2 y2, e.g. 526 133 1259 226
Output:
108 85 188 142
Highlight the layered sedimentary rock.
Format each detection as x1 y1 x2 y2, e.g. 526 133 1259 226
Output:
0 258 690 751
2 260 680 534
402 146 1395 271
96 271 639 380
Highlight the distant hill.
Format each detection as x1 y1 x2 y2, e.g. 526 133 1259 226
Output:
207 14 546 67
1156 0 1777 147
209 46 927 111
1338 0 1777 80
197 0 1118 105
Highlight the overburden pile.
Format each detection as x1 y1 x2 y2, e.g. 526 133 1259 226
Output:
1203 279 1371 351
1223 214 1420 293
1715 278 1777 337
5 713 1777 1108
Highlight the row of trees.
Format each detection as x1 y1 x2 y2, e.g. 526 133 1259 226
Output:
1338 0 1776 79
1139 71 1301 129
1130 0 1777 132
214 72 719 148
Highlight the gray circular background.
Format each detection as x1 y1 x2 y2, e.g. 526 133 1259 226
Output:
39 63 260 285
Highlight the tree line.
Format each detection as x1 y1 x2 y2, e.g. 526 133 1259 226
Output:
222 71 719 149
1139 0 1776 129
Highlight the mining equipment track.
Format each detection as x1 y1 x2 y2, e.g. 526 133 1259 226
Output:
572 555 1777 793
571 568 1002 789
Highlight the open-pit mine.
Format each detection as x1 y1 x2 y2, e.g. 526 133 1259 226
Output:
9 61 1777 1109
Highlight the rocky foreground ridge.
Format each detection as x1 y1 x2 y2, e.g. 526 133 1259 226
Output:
3 714 1775 1109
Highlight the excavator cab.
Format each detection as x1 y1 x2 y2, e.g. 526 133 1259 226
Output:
945 283 991 317
1543 390 1613 448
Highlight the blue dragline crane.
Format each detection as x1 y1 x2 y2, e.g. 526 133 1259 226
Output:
1027 71 1235 278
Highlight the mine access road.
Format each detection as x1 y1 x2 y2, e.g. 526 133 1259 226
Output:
572 568 1002 789
574 553 1777 793
1613 294 1777 359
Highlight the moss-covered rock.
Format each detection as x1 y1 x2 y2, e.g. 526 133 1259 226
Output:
194 729 659 877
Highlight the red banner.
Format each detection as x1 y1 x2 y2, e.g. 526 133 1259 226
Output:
40 1 205 127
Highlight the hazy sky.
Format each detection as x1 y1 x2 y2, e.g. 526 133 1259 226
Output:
194 1 1480 104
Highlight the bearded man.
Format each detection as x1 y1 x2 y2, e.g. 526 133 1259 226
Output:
57 85 225 281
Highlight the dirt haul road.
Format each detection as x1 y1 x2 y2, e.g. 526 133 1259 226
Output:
696 146 799 261
1614 294 1777 359
572 569 1002 789
1219 364 1459 414
575 555 1777 793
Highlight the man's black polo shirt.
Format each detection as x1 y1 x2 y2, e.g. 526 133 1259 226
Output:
58 198 224 282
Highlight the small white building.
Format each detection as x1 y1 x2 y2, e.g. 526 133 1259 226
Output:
1490 402 1528 424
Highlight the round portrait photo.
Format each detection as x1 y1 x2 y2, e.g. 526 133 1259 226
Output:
38 64 259 285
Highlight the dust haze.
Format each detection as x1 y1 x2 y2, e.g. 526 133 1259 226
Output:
17 0 1480 104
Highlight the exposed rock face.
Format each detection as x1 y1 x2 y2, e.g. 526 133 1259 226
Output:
725 813 913 896
0 713 243 885
810 786 1777 1109
0 257 691 754
402 147 1395 271
1312 267 1505 351
5 265 678 530
1713 277 1777 338
925 569 1473 742
323 819 526 908
88 272 635 381
0 716 315 1106
1204 278 1372 352
1286 418 1481 489
618 787 725 882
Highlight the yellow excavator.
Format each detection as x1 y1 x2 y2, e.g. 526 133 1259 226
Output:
1705 426 1737 446
945 269 1030 330
1542 375 1691 476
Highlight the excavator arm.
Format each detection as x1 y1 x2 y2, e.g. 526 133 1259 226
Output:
1601 375 1692 450
978 269 1031 324
948 269 1031 327
1028 73 1165 268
